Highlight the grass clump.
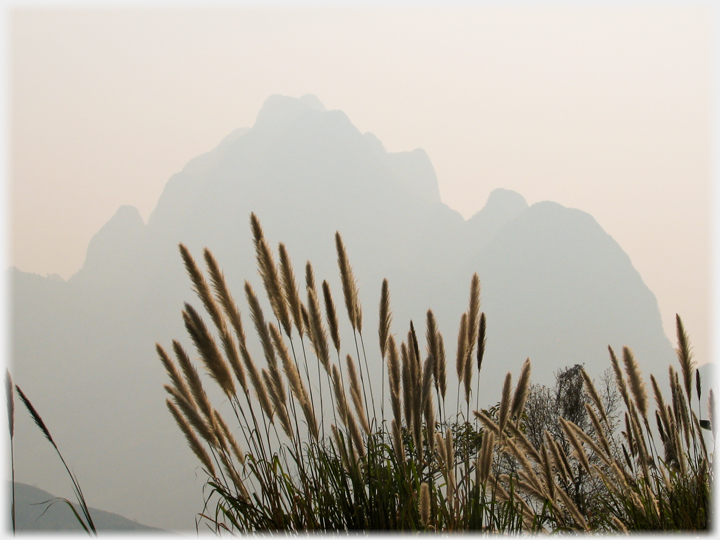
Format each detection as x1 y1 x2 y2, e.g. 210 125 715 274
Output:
159 214 713 533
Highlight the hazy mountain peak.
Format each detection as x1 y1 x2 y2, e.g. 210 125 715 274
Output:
484 188 528 215
467 188 528 249
73 205 145 283
299 93 326 111
386 148 440 203
363 132 386 155
91 205 144 242
254 94 327 131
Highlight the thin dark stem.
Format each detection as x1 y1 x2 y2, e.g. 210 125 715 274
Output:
357 332 377 429
10 441 15 535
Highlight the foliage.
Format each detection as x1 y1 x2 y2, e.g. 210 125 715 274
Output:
160 214 713 533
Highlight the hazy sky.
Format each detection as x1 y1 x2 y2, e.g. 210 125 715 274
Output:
7 4 715 364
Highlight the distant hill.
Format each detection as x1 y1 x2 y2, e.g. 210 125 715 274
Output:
10 94 681 530
12 482 164 533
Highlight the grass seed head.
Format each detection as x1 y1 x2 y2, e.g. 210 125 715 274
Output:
379 279 392 358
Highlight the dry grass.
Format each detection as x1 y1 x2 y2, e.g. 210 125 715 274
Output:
159 215 713 533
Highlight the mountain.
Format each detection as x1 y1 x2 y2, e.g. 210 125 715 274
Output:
12 482 164 532
10 94 678 531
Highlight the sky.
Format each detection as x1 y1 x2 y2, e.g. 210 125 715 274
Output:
6 3 716 367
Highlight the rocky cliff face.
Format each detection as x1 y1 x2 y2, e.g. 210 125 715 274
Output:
11 94 674 531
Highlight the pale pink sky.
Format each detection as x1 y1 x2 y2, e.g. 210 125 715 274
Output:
8 5 714 364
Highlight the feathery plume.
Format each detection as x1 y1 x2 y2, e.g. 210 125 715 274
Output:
610 515 628 533
455 313 468 384
409 321 421 369
244 283 277 367
16 385 56 448
505 420 541 465
335 232 362 332
172 340 214 422
556 485 588 530
568 418 611 467
511 358 531 420
347 411 365 459
477 313 486 372
437 333 447 401
585 403 612 459
479 430 495 485
669 365 681 424
401 342 413 429
263 369 292 438
250 213 291 336
622 346 647 421
498 372 513 433
157 344 192 403
549 435 571 485
655 410 666 443
278 243 304 336
560 417 592 475
466 273 481 362
421 354 435 414
420 483 430 528
426 310 440 387
188 250 247 396
305 261 316 294
675 314 695 403
609 346 630 411
651 375 672 438
581 368 607 425
322 280 341 353
674 370 692 448
379 279 392 358
628 402 651 480
166 399 215 476
203 249 249 391
505 437 545 496
179 244 224 333
487 474 510 503
183 303 236 397
306 286 331 372
346 354 370 435
387 335 402 427
435 432 448 469
164 384 218 447
474 410 500 436
539 441 555 502
516 477 548 505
